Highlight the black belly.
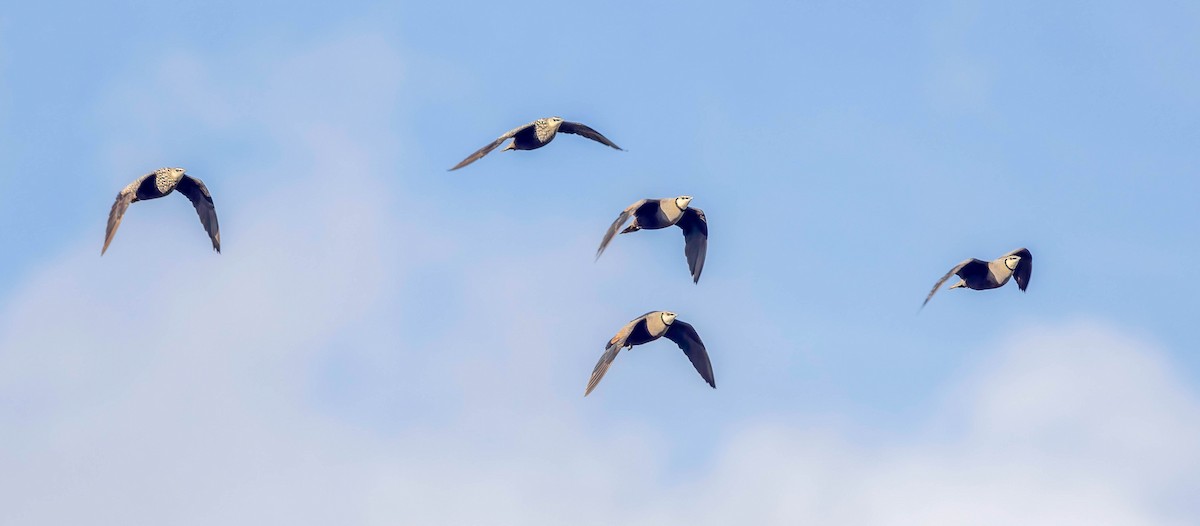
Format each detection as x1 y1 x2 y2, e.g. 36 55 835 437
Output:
135 177 169 200
624 319 658 347
966 275 1003 290
635 209 675 230
512 128 550 150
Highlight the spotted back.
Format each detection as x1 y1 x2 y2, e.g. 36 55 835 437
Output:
533 118 563 143
153 167 187 194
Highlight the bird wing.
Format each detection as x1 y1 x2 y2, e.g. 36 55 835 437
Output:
1004 247 1033 291
559 121 623 150
175 175 221 253
448 121 536 171
595 199 649 260
663 320 715 389
102 184 139 256
677 207 708 283
922 258 987 308
585 316 645 396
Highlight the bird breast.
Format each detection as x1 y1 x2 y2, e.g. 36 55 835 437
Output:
154 172 179 195
642 314 671 338
986 260 1014 287
534 121 559 143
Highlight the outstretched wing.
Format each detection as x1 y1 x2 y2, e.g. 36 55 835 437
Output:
559 121 623 151
1004 247 1033 291
595 199 652 260
922 258 987 308
448 121 535 171
662 320 715 389
102 186 139 256
585 316 647 396
677 207 708 283
176 175 221 253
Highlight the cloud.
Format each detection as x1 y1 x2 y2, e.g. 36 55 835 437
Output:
2 30 1199 526
5 262 1199 525
658 322 1200 525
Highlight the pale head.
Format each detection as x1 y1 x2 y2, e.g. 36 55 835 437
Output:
674 196 693 210
660 311 677 325
1003 255 1022 271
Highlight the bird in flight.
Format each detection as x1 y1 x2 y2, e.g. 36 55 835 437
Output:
102 167 221 255
449 116 622 171
585 311 715 396
596 196 708 283
923 247 1032 307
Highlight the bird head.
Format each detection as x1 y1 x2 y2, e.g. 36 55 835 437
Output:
660 311 677 325
1003 255 1022 271
675 196 693 210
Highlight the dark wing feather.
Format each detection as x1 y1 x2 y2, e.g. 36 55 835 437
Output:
102 188 137 256
676 208 708 283
559 121 623 150
1005 247 1033 291
448 122 534 171
662 320 715 389
595 199 647 260
922 258 987 308
176 175 221 253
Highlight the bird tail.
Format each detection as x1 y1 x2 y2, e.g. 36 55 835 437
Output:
502 142 516 152
620 224 640 234
949 280 966 290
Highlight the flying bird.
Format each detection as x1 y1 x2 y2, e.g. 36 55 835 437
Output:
596 196 708 283
585 311 715 396
923 247 1032 307
102 167 221 255
449 116 622 171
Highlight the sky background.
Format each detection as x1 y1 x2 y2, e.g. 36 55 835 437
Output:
2 0 1199 523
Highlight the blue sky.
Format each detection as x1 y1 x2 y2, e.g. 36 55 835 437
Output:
2 1 1199 523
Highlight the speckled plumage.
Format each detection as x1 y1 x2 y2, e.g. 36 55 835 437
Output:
448 116 622 171
102 167 221 255
585 311 715 396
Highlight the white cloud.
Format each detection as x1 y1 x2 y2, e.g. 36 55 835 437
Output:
2 33 1199 526
660 323 1200 525
5 270 1199 526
